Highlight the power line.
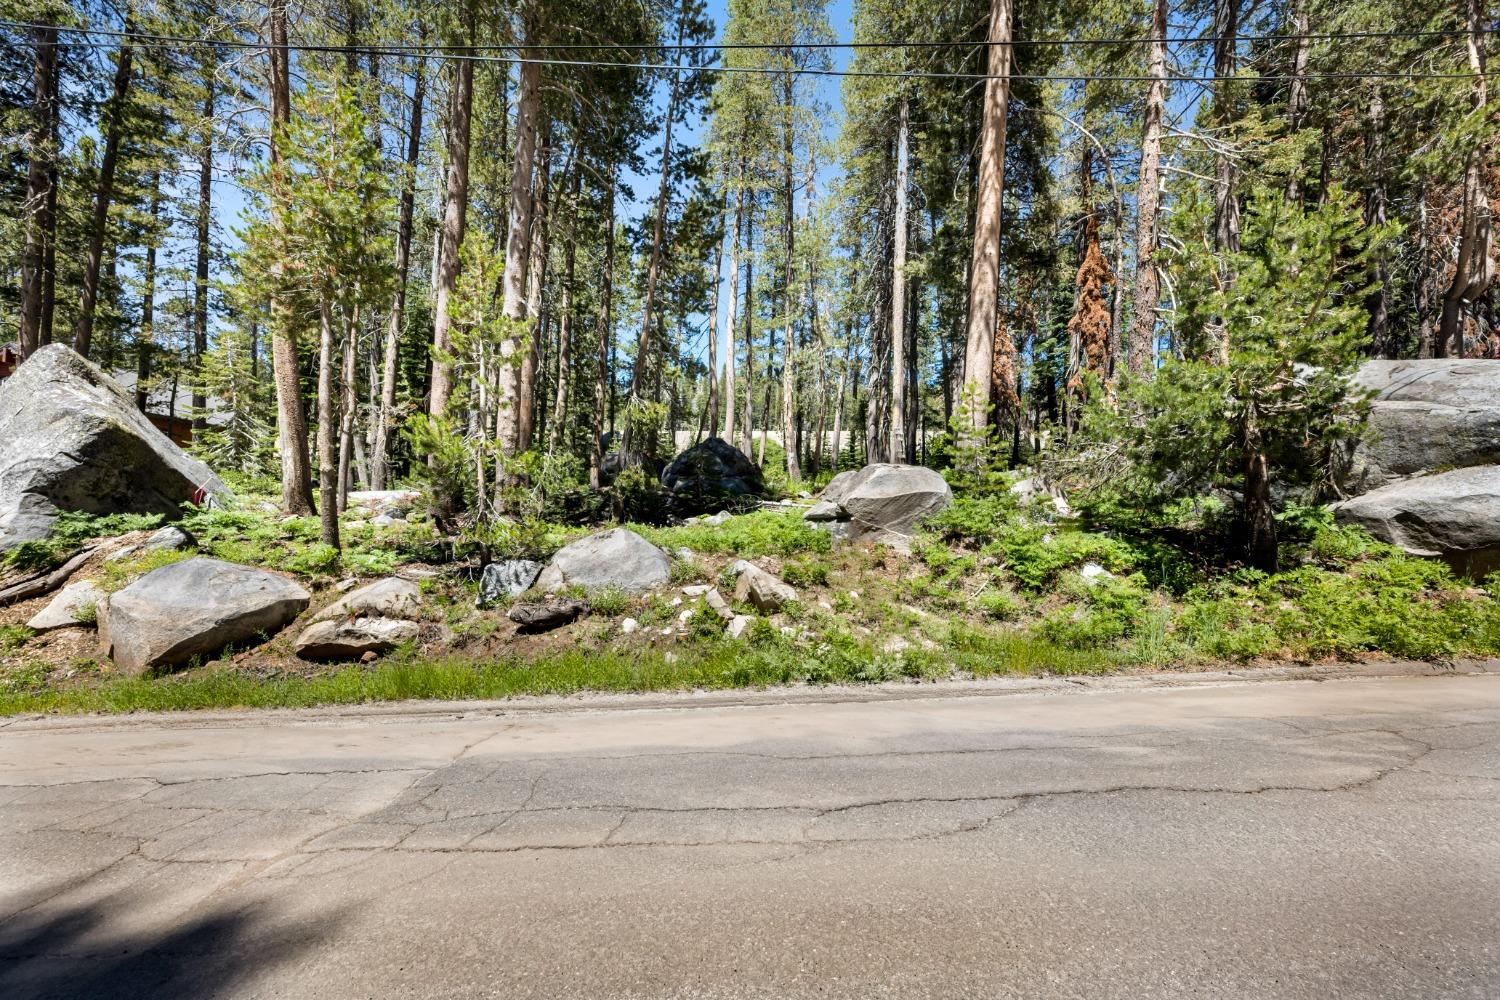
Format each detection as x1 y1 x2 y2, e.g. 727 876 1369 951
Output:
0 19 1485 83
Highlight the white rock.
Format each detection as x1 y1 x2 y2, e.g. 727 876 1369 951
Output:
682 584 712 597
296 617 419 660
704 589 734 621
733 564 798 612
314 577 422 622
1079 562 1114 584
727 615 752 639
27 580 105 631
620 617 640 634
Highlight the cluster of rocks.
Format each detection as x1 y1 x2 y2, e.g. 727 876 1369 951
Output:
1333 360 1500 577
804 462 953 549
345 490 422 529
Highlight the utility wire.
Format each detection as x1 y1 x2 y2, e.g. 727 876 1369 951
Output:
0 20 1486 83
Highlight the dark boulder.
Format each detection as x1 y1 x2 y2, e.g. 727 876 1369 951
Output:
0 345 229 551
659 437 765 512
508 597 589 633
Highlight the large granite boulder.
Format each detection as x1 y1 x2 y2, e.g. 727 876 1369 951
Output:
296 617 418 660
312 577 422 622
534 528 670 594
806 463 953 541
99 557 310 674
1333 466 1500 577
1340 359 1500 494
660 437 765 511
0 345 229 551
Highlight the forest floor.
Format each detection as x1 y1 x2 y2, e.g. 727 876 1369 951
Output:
3 482 1500 716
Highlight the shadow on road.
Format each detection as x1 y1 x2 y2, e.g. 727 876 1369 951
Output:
0 885 348 1000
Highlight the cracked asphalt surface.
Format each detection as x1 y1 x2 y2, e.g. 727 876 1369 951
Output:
1 674 1498 999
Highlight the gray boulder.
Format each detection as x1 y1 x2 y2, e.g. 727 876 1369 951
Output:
508 597 588 632
1333 465 1500 577
145 525 196 552
733 564 798 612
0 346 229 551
296 617 419 660
806 463 952 540
534 528 669 594
27 580 105 632
99 557 310 674
1341 359 1500 494
660 437 765 510
313 576 422 623
476 559 543 607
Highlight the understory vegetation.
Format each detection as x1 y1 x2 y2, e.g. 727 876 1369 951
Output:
4 475 1497 716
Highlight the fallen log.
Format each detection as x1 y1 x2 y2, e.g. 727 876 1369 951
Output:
0 546 99 607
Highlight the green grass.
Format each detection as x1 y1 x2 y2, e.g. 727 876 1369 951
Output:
630 510 831 557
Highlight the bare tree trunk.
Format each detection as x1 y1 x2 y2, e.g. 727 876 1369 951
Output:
338 308 358 511
1127 0 1167 378
1284 1 1310 204
589 164 616 489
780 71 802 482
1439 0 1494 356
550 163 581 455
518 122 553 451
317 296 340 548
430 27 474 417
624 0 691 454
723 182 744 443
741 206 756 457
1243 409 1276 572
496 47 542 457
889 93 910 463
136 173 162 413
18 23 58 360
1365 85 1393 357
268 0 315 515
372 54 425 488
74 27 135 359
1212 0 1240 255
961 0 1014 435
830 335 850 473
192 66 216 429
707 225 723 438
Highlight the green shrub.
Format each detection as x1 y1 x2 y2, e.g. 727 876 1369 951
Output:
993 524 1140 591
589 587 630 617
0 625 35 651
284 543 342 579
633 511 831 558
782 558 831 587
2 511 165 573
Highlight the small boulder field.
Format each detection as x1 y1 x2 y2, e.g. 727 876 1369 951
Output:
1 351 1499 715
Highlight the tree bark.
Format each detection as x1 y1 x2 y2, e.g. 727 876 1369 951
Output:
1127 0 1167 378
429 28 474 417
74 27 136 359
18 23 58 360
741 205 756 457
1212 0 1240 256
589 164 616 489
707 220 724 439
549 163 581 455
1438 0 1494 356
780 69 802 482
496 47 541 456
1284 1 1310 204
192 66 216 429
518 122 554 451
889 93 910 463
1243 410 1277 572
1365 85 1393 357
338 309 358 510
372 55 424 488
268 0 315 515
961 0 1014 435
317 295 340 548
723 181 744 444
136 172 162 413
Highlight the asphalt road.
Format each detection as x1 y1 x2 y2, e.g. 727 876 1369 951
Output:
2 673 1498 999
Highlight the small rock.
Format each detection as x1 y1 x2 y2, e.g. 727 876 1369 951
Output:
703 511 730 526
507 597 588 632
817 600 833 611
727 559 757 578
360 650 378 664
144 525 195 552
27 580 104 631
679 608 695 623
682 584 712 597
296 617 419 660
397 567 440 581
802 500 842 522
882 635 912 654
660 627 674 637
371 514 396 528
704 589 734 621
848 590 861 600
314 577 422 623
620 617 640 634
335 577 359 593
675 547 695 562
1079 562 1114 584
476 559 544 608
727 615 752 639
734 564 798 612
104 543 141 563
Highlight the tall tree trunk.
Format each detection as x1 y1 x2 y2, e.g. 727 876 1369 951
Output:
550 163 581 455
589 164 616 489
723 181 744 443
741 206 756 457
430 26 474 417
372 55 425 488
625 0 691 454
496 46 542 456
1439 0 1494 356
338 309 358 510
192 66 216 429
889 93 910 463
18 23 58 360
1243 409 1276 572
830 335 851 473
518 122 553 451
707 224 724 439
780 71 802 482
1212 0 1240 257
136 173 162 413
1127 0 1168 378
1284 1 1310 203
317 295 340 548
74 27 136 359
1365 85 1393 357
268 0 316 515
961 0 1014 436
